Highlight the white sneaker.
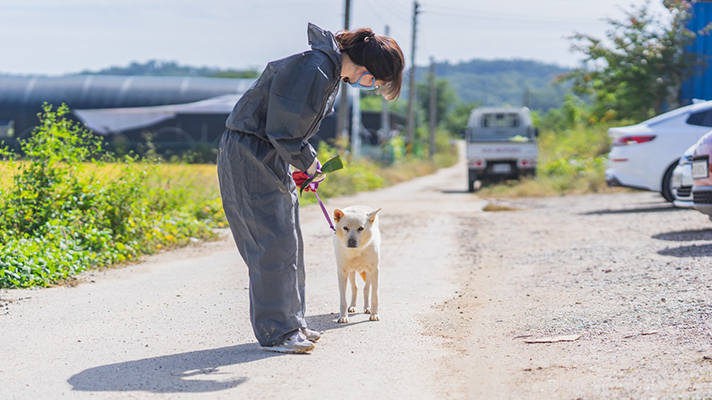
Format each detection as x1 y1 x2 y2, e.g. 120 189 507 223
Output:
301 327 321 342
261 331 314 354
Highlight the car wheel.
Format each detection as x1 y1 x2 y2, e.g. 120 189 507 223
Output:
661 162 678 203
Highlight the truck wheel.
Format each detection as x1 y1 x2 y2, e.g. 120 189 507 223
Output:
468 170 477 193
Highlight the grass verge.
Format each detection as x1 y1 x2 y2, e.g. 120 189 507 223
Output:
0 105 457 288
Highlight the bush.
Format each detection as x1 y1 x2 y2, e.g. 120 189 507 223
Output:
0 104 223 288
0 104 457 287
479 110 625 198
299 133 458 205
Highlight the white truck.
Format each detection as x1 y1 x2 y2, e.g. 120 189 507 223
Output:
465 107 539 192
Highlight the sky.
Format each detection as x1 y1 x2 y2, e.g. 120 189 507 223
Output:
0 0 670 76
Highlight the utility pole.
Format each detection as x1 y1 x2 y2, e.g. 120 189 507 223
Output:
336 0 351 141
351 86 361 158
428 57 436 159
380 25 391 142
523 86 530 108
405 1 419 152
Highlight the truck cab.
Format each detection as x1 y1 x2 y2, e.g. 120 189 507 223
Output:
465 107 538 192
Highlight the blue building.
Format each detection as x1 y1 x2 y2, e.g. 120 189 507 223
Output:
681 0 712 104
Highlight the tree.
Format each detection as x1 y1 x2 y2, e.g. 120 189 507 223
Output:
563 0 705 122
81 60 259 79
416 78 458 126
442 101 479 137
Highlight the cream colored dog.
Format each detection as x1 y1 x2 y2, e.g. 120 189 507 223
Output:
332 206 382 323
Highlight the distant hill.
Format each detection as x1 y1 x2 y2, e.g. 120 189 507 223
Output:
418 59 571 111
77 58 570 111
79 60 259 79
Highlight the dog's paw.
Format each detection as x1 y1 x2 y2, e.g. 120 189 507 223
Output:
364 307 371 314
337 316 350 323
369 314 380 321
348 306 356 313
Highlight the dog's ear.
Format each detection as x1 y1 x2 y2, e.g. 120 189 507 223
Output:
368 208 382 226
334 208 344 223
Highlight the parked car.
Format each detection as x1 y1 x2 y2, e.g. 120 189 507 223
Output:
691 130 712 218
606 99 712 202
671 142 696 208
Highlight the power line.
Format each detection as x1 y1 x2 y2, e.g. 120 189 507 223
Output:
381 0 413 16
376 0 412 24
363 0 409 38
362 0 389 28
419 3 603 24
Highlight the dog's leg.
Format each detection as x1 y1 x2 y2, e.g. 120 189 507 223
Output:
363 273 371 314
337 269 350 323
348 271 357 313
369 269 380 321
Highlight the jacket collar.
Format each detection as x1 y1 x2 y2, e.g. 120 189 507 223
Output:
307 23 342 68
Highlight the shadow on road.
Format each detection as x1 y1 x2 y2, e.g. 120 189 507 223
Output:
440 189 471 194
582 204 680 215
653 228 712 242
68 343 278 393
307 312 374 332
68 315 372 394
658 243 712 258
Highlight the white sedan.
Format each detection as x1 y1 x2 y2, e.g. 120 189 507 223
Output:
606 100 712 202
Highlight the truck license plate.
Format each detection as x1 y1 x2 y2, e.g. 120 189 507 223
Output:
492 163 512 174
692 160 709 179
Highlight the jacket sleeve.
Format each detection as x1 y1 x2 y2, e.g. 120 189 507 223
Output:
264 55 332 172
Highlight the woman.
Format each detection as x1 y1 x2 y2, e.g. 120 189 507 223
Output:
217 23 404 354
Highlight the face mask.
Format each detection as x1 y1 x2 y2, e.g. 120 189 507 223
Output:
349 72 377 90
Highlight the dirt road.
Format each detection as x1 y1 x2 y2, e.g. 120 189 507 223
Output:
2 145 712 399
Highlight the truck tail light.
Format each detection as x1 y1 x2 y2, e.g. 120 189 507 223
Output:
468 159 486 169
612 135 656 146
518 159 537 168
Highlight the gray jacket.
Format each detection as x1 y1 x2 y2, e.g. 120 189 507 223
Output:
225 23 342 172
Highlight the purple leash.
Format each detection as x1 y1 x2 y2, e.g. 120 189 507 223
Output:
310 182 335 232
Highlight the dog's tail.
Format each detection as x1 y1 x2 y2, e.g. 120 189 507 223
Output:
360 272 367 282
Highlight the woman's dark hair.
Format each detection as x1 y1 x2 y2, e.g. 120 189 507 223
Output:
335 27 405 101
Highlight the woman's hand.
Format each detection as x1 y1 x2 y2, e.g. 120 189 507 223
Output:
306 158 322 176
292 171 325 192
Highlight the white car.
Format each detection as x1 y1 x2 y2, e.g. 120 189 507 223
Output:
606 100 712 202
671 142 696 208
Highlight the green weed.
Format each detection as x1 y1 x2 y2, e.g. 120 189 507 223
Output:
0 105 458 288
0 104 221 288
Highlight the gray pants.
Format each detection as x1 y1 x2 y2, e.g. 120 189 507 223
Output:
217 129 307 346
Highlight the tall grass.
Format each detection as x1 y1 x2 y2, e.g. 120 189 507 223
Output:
302 130 457 204
0 105 458 288
0 105 225 288
478 121 626 198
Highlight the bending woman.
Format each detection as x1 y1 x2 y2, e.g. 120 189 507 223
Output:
218 23 404 353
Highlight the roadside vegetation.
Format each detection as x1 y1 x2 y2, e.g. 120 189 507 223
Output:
0 104 456 288
478 0 704 198
2 1 701 288
477 97 633 198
